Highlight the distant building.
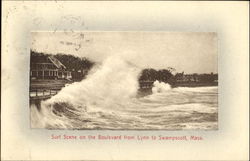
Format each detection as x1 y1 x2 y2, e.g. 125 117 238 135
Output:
30 56 72 80
175 72 218 83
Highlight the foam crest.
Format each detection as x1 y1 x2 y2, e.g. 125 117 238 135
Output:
44 56 140 110
152 80 172 94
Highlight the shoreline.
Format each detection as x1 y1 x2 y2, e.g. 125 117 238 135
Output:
171 82 218 88
30 79 218 93
30 79 73 90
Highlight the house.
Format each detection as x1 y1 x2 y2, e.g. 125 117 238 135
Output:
30 55 72 80
175 72 218 83
175 73 199 82
70 68 89 81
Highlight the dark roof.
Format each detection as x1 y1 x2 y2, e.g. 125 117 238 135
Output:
48 56 66 69
31 54 67 70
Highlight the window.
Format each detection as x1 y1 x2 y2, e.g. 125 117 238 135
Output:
44 71 49 76
38 71 43 76
31 71 37 76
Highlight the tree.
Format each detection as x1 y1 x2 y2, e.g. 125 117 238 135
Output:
139 68 174 84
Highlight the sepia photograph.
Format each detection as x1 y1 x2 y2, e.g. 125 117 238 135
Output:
30 32 218 130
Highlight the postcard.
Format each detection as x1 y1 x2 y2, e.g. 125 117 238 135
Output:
2 1 249 160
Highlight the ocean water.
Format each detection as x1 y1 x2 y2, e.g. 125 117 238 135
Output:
30 57 218 130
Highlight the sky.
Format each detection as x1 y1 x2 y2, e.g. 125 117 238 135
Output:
31 32 217 74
